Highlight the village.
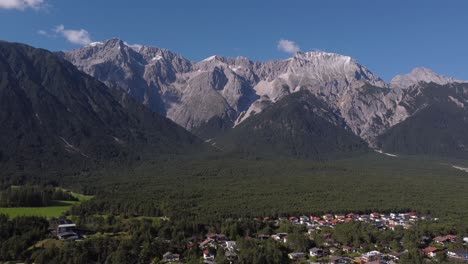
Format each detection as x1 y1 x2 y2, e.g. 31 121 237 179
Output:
52 212 468 263
192 212 468 264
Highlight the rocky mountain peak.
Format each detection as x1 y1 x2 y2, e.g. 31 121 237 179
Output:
62 40 428 144
390 67 467 89
293 51 354 63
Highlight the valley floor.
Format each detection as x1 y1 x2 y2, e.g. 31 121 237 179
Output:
2 153 468 263
73 153 468 222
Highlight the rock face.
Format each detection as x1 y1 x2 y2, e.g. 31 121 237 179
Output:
377 82 468 157
62 39 467 146
62 40 385 131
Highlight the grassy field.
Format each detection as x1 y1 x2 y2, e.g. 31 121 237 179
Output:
0 192 93 218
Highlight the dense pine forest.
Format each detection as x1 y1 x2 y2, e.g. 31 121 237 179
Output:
1 153 467 263
0 186 77 207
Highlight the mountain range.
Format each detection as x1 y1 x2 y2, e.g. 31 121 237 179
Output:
1 38 468 173
61 39 468 149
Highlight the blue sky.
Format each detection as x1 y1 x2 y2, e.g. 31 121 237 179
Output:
1 0 467 81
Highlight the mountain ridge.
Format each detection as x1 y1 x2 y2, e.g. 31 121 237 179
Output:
61 38 468 157
0 40 203 179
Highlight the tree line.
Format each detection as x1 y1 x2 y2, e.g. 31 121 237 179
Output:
0 185 77 207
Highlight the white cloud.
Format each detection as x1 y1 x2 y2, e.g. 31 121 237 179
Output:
277 39 300 54
37 29 47 36
0 0 44 10
54 24 92 45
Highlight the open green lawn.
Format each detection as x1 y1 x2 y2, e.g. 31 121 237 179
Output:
0 192 93 218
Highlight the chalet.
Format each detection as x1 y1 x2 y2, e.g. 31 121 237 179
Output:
323 214 334 221
162 252 180 262
203 249 215 260
447 249 468 262
445 234 458 242
335 214 346 220
359 215 370 222
434 235 457 244
323 238 336 247
346 213 356 219
300 215 310 223
271 233 287 242
309 247 324 257
342 246 356 253
434 236 445 244
56 219 79 240
379 214 389 222
422 247 438 258
409 212 418 219
361 251 382 262
311 216 322 222
199 238 215 249
225 241 237 252
329 256 353 264
398 213 410 220
370 212 380 219
288 252 306 260
329 247 339 254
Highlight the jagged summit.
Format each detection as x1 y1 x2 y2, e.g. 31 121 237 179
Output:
293 51 354 63
391 67 467 89
63 40 392 134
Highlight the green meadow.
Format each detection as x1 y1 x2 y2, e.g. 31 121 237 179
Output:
0 192 93 218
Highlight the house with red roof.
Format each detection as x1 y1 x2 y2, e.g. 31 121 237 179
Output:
423 247 439 258
370 212 380 219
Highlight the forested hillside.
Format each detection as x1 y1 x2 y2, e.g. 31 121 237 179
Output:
214 91 369 159
0 41 203 183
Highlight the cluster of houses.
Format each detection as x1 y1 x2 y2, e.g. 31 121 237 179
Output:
255 211 432 232
53 214 467 263
422 235 468 261
257 212 468 263
288 248 405 263
197 233 238 264
288 242 468 263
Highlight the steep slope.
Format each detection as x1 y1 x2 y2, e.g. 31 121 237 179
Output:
63 39 468 148
377 83 468 157
0 41 201 179
63 40 387 136
213 91 369 159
